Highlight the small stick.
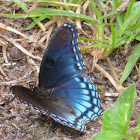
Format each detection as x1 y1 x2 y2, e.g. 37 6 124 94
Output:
11 123 21 131
94 63 125 93
0 35 41 61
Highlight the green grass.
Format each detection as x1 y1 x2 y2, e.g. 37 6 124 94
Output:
120 43 140 84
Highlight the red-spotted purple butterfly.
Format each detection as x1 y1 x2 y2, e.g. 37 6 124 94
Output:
11 22 103 132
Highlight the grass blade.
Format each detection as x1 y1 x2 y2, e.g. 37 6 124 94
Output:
120 43 140 84
29 8 97 23
12 0 45 31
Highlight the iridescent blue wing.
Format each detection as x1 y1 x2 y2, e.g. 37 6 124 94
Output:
11 75 102 132
49 75 103 132
39 22 85 89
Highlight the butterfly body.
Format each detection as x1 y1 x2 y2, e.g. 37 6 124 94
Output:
11 22 102 132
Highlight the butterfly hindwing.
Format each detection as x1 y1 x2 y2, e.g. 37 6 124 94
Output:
48 75 103 132
39 22 85 89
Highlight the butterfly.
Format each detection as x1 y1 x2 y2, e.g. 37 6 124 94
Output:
11 22 103 132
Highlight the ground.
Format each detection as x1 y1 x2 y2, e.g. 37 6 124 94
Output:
0 2 140 140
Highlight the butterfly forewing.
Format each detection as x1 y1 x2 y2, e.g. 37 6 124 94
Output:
39 22 85 89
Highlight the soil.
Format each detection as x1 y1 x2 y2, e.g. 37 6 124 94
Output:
0 2 140 140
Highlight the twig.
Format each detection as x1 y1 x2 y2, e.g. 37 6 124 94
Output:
2 45 8 63
106 57 121 85
104 92 119 97
11 123 21 131
0 35 41 61
0 76 36 86
0 23 45 49
2 63 16 67
0 66 7 77
94 63 125 93
34 19 56 48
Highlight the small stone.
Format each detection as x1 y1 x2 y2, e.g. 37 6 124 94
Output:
9 47 24 60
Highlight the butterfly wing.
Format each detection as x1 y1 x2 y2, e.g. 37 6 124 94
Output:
48 75 103 132
11 75 102 132
11 22 103 132
39 22 85 89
